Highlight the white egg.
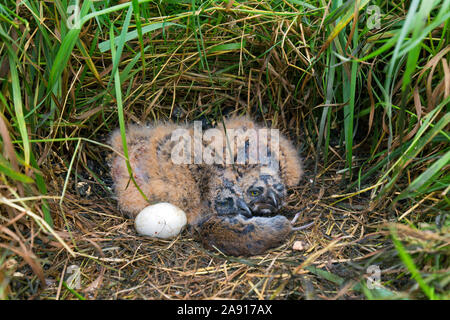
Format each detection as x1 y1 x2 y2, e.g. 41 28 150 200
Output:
135 202 187 239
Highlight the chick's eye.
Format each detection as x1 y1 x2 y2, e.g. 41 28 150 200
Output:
216 197 233 208
248 188 262 197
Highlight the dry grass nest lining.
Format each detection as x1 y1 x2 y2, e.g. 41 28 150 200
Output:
9 143 398 300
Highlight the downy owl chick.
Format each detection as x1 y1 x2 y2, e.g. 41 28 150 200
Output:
217 116 303 216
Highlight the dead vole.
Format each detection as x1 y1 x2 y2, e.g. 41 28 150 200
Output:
195 212 312 256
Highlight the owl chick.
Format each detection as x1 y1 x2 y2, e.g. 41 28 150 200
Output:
217 116 303 216
108 122 251 225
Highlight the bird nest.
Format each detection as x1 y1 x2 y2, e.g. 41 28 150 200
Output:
5 141 401 300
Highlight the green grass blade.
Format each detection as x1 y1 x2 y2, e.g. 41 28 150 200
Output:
391 227 438 299
317 43 336 168
376 97 450 196
98 22 184 52
29 152 52 227
305 265 398 299
60 139 81 205
209 42 246 53
343 27 358 178
0 155 34 184
8 51 30 167
62 281 86 300
321 0 370 54
110 25 149 203
285 0 317 10
382 0 420 155
47 0 92 93
108 4 133 89
131 0 146 76
395 150 450 202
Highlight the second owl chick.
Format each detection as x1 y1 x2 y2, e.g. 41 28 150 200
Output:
218 116 303 216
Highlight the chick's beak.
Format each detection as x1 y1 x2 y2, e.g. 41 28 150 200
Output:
236 198 252 218
267 189 279 208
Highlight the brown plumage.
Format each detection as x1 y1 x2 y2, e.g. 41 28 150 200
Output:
108 117 303 256
108 122 250 225
109 122 203 223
